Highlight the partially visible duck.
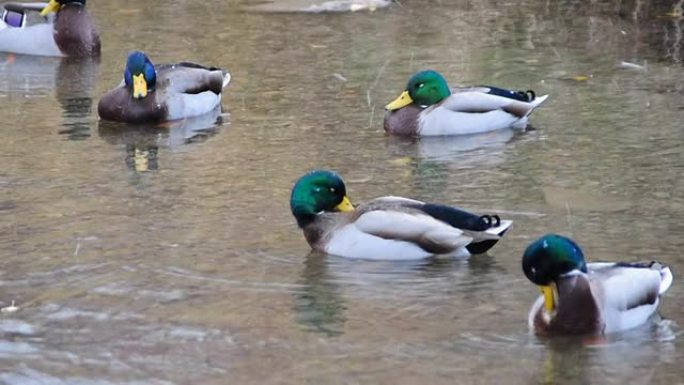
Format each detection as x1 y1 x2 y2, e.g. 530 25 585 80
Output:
98 51 231 124
290 170 513 260
0 0 100 57
523 234 673 335
384 70 548 136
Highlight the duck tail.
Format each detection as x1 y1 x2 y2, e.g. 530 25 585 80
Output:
465 219 513 255
222 72 232 89
484 219 513 237
656 263 673 295
524 94 549 117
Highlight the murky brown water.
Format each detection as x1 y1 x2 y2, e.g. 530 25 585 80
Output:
2 0 684 383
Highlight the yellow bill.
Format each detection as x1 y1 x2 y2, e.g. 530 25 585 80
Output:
385 90 413 111
335 195 354 212
40 0 61 17
132 73 148 99
540 285 556 313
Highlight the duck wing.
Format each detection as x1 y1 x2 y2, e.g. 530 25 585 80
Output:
351 197 472 254
588 261 673 332
353 196 511 254
441 87 549 118
156 63 230 95
589 261 672 309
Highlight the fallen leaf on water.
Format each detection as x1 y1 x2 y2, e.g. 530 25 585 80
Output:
390 157 412 166
116 9 141 15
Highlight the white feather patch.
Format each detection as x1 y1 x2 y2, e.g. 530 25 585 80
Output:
659 265 673 295
222 72 232 88
0 23 63 57
527 94 549 115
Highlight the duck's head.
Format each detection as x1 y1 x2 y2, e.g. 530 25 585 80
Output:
290 170 355 227
40 0 86 16
522 234 587 314
124 51 156 99
385 70 451 111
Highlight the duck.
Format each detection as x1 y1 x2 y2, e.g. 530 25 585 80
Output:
0 0 100 57
290 170 513 260
383 70 548 136
98 51 231 124
522 234 673 336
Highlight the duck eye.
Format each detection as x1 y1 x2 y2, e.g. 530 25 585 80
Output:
330 187 336 193
416 83 424 89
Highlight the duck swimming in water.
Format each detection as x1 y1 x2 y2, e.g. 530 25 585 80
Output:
98 51 231 124
384 70 548 136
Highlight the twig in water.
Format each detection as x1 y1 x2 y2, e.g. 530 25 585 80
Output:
565 202 575 237
366 58 391 110
369 105 376 128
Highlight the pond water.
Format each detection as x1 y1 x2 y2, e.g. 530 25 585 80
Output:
2 0 684 383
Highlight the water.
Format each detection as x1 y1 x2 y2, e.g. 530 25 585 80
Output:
1 0 684 383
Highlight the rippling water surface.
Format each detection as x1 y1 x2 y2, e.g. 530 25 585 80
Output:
1 0 684 383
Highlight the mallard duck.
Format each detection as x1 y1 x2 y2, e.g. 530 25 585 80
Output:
0 0 100 57
384 70 548 136
523 234 673 335
97 51 231 124
290 170 512 260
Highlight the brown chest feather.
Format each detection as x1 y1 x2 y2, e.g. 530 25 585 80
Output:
383 104 422 136
54 6 100 57
535 275 603 335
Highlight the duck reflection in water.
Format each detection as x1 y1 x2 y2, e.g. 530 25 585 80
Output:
384 125 519 168
0 53 99 139
295 252 492 336
295 251 347 337
56 56 98 139
97 107 225 172
383 125 531 198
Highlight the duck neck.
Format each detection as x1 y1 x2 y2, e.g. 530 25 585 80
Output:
294 212 316 228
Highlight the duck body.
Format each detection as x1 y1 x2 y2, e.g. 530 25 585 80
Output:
384 71 548 136
98 52 231 124
291 171 512 260
0 0 100 57
523 234 673 336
